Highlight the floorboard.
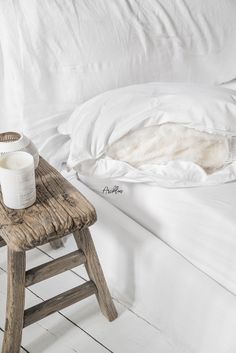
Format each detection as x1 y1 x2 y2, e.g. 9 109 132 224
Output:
0 249 111 353
0 242 178 353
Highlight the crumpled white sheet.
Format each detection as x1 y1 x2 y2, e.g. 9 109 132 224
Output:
60 82 236 187
1 0 236 140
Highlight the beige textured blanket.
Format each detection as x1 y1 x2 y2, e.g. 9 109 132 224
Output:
106 124 229 173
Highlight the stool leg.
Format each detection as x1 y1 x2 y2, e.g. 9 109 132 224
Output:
73 228 118 321
2 249 26 353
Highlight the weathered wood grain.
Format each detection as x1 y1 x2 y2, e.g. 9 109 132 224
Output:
25 249 86 287
23 281 97 328
73 229 118 321
2 249 26 353
1 156 117 353
0 157 97 251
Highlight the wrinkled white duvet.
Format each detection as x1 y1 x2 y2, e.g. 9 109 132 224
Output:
61 83 236 187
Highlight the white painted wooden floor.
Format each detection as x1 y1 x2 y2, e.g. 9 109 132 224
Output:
0 235 176 353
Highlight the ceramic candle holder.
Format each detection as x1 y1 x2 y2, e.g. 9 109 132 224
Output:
0 132 39 168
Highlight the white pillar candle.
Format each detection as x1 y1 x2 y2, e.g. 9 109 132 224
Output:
0 151 36 209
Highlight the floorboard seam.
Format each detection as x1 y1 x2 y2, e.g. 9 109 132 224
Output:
0 264 112 353
25 285 113 353
113 297 161 332
0 327 30 353
58 312 113 353
37 247 163 332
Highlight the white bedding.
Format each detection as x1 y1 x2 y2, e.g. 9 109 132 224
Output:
2 0 236 142
82 175 236 296
64 173 236 353
60 82 236 187
60 81 236 296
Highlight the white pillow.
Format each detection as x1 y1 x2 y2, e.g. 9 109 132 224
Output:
59 82 236 187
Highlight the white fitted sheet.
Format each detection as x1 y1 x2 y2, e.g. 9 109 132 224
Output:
64 172 236 353
80 175 236 296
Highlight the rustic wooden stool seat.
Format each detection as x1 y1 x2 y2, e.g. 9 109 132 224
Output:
0 157 117 353
0 158 97 251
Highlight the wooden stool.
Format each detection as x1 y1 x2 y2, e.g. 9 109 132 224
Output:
0 157 117 353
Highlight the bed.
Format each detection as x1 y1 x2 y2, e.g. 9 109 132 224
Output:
80 175 236 294
1 1 236 353
63 173 236 353
59 80 236 353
